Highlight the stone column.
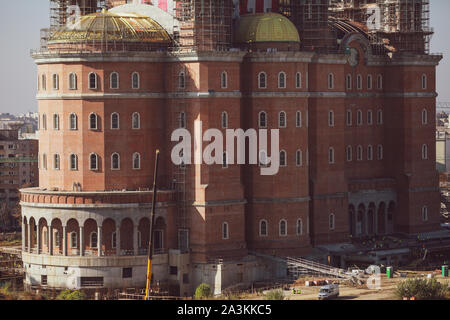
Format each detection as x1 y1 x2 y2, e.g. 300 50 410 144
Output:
36 223 40 254
133 224 139 256
375 211 379 236
27 223 31 253
97 225 102 257
116 226 121 256
22 221 26 252
79 226 84 257
48 226 53 256
62 226 67 256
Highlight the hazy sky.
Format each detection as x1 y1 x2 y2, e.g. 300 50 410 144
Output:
0 1 449 115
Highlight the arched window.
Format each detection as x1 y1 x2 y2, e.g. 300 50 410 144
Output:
110 72 119 89
328 73 334 89
222 222 229 240
357 74 362 90
329 147 335 164
133 153 141 170
89 113 98 130
422 206 428 222
279 220 287 237
90 153 98 171
367 74 373 90
422 109 428 125
297 219 303 236
54 154 60 170
41 74 47 91
296 111 302 127
258 72 267 89
52 74 59 90
279 111 287 128
90 232 98 248
346 146 352 162
377 74 383 89
70 154 78 171
346 74 352 90
42 154 47 170
422 144 428 160
367 145 373 161
377 110 383 125
259 220 268 237
357 145 363 161
178 71 186 89
89 72 98 90
42 114 47 130
69 113 78 130
70 232 77 249
259 111 267 128
278 72 286 88
367 110 373 125
112 232 117 249
222 152 228 168
296 72 302 88
357 110 363 126
53 114 60 130
421 74 427 89
221 111 228 129
329 110 334 127
132 112 141 129
54 231 60 247
179 112 186 129
111 153 120 170
69 73 77 90
296 150 302 166
346 109 352 126
221 71 228 89
377 145 384 160
280 150 287 167
111 113 120 130
329 214 335 230
131 72 140 89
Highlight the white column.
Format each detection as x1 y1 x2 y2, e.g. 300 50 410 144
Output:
48 226 53 256
116 226 121 256
133 224 139 256
97 225 102 257
36 224 40 254
79 226 84 257
22 221 26 252
27 223 31 253
62 226 67 256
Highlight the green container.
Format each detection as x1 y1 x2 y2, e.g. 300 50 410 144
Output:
443 266 449 277
387 267 393 279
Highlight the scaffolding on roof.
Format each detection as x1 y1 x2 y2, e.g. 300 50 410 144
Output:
49 0 107 30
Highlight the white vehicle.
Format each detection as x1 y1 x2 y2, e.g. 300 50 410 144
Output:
318 284 339 300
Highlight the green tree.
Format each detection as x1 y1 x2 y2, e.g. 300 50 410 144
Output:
395 278 449 300
194 283 213 300
57 290 86 300
264 289 284 301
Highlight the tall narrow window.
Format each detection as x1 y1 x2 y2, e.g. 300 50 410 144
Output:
70 154 78 171
357 110 363 126
422 206 428 222
53 114 60 130
296 111 302 127
222 152 228 168
377 110 383 125
111 113 120 130
130 72 140 89
278 72 286 88
296 72 302 88
221 71 228 89
346 109 352 126
90 153 98 171
422 109 428 125
111 153 120 170
179 112 186 128
110 72 119 89
54 154 60 170
52 74 59 90
42 114 47 130
297 219 303 236
133 153 141 170
89 72 98 90
279 111 287 128
222 222 229 240
377 145 383 160
42 74 47 91
328 73 334 89
367 110 373 125
280 150 287 167
329 110 335 127
422 144 428 160
90 232 98 248
329 214 335 230
132 112 140 130
296 150 302 166
70 113 78 130
346 74 352 90
259 111 267 128
258 72 267 89
329 148 335 164
367 145 373 161
421 74 427 89
42 154 47 170
69 73 77 90
89 113 98 130
279 220 287 237
112 232 117 249
357 145 363 161
221 112 228 129
357 74 362 90
178 72 185 89
71 232 77 248
367 74 373 90
259 220 268 237
377 74 383 89
346 146 352 162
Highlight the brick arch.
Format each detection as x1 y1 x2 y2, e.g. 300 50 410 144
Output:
102 218 116 255
120 218 134 254
138 217 150 252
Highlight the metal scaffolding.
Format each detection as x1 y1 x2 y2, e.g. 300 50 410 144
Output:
49 0 106 30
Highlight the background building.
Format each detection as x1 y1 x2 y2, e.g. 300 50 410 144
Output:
21 0 443 295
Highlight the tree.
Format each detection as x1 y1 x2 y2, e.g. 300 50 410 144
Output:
395 278 449 300
194 283 213 300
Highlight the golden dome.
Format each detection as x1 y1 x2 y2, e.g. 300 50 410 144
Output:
235 13 300 44
49 10 171 44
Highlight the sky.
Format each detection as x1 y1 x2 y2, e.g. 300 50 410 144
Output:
0 1 449 115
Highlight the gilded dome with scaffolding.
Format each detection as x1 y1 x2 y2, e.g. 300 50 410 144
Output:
235 13 300 45
48 9 172 51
